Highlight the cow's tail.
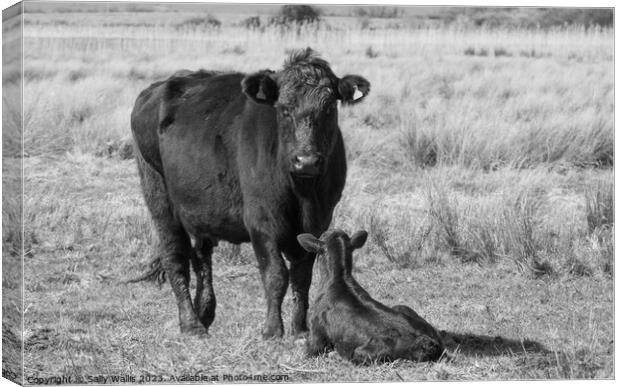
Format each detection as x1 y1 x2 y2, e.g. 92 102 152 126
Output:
122 138 168 287
123 255 166 286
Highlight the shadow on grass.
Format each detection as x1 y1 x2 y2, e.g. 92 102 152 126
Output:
441 330 548 357
440 331 607 378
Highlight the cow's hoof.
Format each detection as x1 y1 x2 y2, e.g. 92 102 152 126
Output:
327 351 340 359
290 324 309 338
291 329 309 340
180 323 208 336
261 326 284 339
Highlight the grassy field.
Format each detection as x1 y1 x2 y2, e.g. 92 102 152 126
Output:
3 8 614 382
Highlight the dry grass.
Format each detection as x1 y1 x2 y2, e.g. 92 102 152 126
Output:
585 177 614 233
20 17 613 169
19 155 614 380
358 168 613 279
3 10 614 382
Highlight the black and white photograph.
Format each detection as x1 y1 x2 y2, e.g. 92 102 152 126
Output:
2 0 615 384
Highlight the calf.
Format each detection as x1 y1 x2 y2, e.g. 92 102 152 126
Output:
297 229 444 364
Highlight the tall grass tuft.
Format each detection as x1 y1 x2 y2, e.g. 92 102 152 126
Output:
369 212 433 268
175 15 221 30
425 180 503 264
499 189 554 277
365 46 379 58
426 182 463 258
400 122 438 168
494 47 511 57
595 227 614 275
585 178 613 234
2 186 22 257
582 178 614 275
2 85 22 158
2 85 23 255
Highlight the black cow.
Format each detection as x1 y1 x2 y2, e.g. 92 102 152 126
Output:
130 48 370 337
297 229 444 364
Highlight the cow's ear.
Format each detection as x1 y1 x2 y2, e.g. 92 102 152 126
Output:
297 234 325 254
241 70 279 105
350 230 368 250
337 75 370 104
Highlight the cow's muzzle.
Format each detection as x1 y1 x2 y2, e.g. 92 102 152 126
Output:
291 153 324 177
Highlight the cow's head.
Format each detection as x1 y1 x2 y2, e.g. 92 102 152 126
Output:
242 48 370 178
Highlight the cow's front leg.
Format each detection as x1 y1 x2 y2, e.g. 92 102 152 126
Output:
250 231 288 338
287 254 315 337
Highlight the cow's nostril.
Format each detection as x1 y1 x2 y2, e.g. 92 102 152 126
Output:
293 156 304 170
291 154 322 175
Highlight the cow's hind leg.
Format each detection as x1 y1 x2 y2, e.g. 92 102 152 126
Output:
135 151 205 335
161 231 206 334
191 238 216 329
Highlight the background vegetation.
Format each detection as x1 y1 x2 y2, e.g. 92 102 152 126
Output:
21 3 615 30
3 4 613 382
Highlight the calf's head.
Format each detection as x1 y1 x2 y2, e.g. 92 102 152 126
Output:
242 48 370 178
297 229 368 279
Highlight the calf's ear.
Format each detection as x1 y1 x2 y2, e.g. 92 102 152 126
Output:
297 234 325 254
350 230 368 250
337 75 370 104
241 70 279 105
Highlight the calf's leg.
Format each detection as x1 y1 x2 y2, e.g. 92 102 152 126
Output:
352 338 392 365
393 304 444 349
306 327 331 357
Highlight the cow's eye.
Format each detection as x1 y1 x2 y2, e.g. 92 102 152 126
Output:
280 107 291 117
